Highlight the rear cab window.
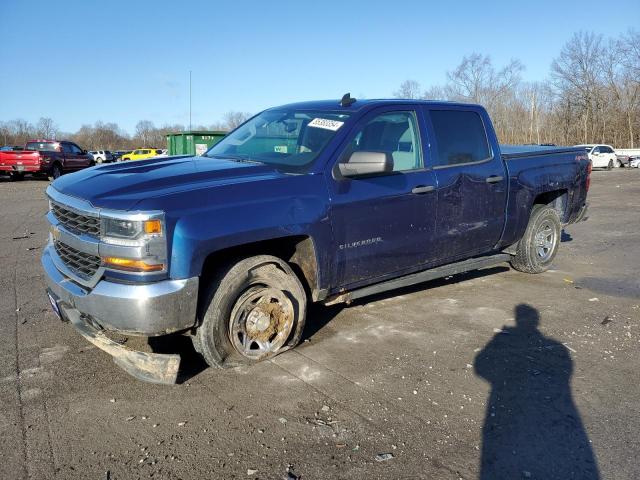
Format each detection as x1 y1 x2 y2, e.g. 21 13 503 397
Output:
427 109 491 167
25 142 59 152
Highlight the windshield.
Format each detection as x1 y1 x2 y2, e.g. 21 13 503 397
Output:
204 109 351 172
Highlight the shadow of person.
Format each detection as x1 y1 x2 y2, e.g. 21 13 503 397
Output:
474 304 600 479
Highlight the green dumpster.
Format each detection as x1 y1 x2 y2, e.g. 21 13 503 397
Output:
166 131 227 156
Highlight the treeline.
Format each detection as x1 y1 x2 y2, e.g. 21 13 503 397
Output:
0 111 252 150
394 30 639 147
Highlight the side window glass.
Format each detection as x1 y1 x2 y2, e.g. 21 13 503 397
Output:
345 111 422 172
71 144 82 154
429 110 491 167
61 143 73 154
593 147 601 154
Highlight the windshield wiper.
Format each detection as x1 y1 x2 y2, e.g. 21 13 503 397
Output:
206 154 263 165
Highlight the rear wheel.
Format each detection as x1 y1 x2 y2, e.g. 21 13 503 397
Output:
510 205 561 274
193 255 307 368
48 163 62 181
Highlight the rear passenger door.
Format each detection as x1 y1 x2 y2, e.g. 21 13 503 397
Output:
424 107 507 260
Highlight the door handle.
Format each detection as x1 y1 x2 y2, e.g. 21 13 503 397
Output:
411 185 435 194
485 175 504 184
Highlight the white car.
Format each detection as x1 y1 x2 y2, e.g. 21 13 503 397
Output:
88 150 114 163
575 144 621 169
630 157 640 168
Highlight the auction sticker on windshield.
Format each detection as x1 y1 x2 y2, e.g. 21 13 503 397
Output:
308 118 344 131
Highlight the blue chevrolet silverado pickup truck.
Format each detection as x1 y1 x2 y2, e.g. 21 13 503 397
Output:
42 95 590 383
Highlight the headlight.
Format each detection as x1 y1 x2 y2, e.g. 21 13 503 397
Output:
99 211 167 273
101 216 163 246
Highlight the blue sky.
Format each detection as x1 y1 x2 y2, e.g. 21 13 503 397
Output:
0 0 638 134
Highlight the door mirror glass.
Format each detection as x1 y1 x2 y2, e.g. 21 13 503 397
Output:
338 151 393 177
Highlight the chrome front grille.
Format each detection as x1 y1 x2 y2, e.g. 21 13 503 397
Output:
51 202 100 237
54 241 101 279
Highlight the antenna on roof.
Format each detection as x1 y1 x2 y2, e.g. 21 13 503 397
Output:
340 93 356 107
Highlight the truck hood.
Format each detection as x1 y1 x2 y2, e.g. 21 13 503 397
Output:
51 156 286 210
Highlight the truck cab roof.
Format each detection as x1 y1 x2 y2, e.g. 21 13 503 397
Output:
275 98 479 113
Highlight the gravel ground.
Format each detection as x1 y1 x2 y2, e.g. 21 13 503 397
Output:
0 169 638 480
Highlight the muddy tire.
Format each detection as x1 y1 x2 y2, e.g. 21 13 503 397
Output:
193 255 307 368
510 205 561 274
48 163 62 181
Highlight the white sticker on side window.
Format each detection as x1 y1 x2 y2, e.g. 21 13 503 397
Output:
308 118 344 131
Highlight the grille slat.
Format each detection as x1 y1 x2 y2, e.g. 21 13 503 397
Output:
51 203 100 237
54 241 100 279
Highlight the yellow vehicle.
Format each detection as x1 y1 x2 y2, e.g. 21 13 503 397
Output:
121 148 162 161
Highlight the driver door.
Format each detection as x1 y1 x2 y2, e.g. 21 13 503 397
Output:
327 107 438 289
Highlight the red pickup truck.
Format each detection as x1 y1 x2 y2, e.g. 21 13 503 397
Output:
0 139 94 180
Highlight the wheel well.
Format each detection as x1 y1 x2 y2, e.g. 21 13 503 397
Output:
200 236 319 299
533 190 569 223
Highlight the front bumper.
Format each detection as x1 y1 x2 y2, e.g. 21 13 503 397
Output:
50 296 182 384
42 243 199 336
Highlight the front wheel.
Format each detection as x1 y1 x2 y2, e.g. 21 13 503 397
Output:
607 159 613 170
510 205 561 274
193 255 307 368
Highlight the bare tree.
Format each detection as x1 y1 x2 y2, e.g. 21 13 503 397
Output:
134 120 156 147
223 111 252 130
446 53 524 107
393 80 422 99
35 117 58 139
551 32 606 143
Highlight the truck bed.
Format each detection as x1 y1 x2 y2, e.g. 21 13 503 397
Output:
500 144 583 159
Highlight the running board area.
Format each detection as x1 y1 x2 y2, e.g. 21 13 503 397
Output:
324 253 512 305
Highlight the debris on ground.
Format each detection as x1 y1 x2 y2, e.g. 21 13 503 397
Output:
375 453 394 462
321 405 330 412
247 468 258 475
589 298 599 302
284 464 300 479
601 316 613 325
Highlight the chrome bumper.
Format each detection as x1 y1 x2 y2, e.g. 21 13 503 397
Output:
42 243 199 336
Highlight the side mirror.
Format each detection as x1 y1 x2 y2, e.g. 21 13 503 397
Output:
82 150 88 155
338 151 393 177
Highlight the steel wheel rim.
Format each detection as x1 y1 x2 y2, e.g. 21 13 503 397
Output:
229 286 294 359
534 220 556 261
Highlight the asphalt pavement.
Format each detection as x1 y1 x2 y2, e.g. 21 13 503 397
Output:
1 169 638 479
